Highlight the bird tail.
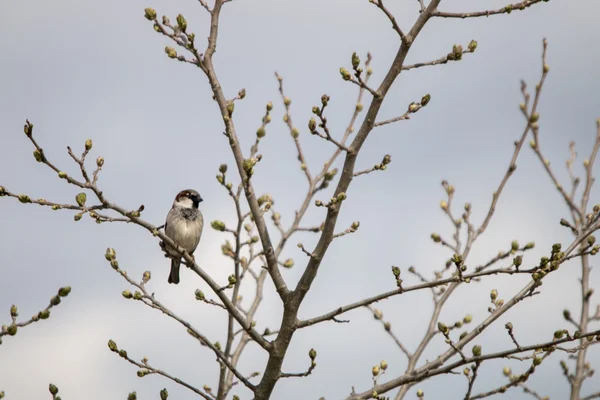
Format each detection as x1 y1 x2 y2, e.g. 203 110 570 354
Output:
168 258 181 284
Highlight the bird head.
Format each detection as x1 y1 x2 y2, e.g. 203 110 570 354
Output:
174 189 203 209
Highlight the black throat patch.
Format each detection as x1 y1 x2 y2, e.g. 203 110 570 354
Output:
180 207 199 221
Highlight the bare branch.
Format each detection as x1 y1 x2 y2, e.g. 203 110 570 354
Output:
433 0 547 19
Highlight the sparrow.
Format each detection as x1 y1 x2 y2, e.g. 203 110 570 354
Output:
163 189 204 284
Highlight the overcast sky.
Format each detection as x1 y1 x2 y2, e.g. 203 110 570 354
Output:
1 0 600 399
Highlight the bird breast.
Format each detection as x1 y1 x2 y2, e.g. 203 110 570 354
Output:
165 209 203 254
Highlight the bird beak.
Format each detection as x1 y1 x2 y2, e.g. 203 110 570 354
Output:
195 194 203 203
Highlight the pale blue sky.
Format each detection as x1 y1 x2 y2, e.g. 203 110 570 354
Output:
1 0 599 399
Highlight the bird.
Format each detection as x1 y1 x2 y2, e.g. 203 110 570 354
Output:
163 189 204 284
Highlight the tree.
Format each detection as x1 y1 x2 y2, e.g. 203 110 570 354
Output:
1 0 599 399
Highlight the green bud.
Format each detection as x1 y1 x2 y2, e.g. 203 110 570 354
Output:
176 14 187 31
490 289 498 301
266 101 273 111
437 322 449 334
372 365 380 376
76 192 87 207
3 325 16 336
96 156 104 167
211 220 226 231
472 345 482 357
511 241 519 251
431 233 441 243
283 258 294 268
336 192 347 202
23 121 33 136
122 290 133 299
50 295 61 306
552 243 562 253
39 310 50 319
257 126 266 138
530 113 540 123
463 314 473 324
160 389 169 400
554 330 564 339
74 213 83 221
533 357 542 366
452 44 463 60
195 289 205 301
18 194 31 203
524 242 535 250
85 139 93 151
49 384 59 395
340 67 351 81
58 171 67 179
351 52 360 69
127 392 137 400
228 275 236 285
33 149 44 162
291 127 300 138
165 46 177 59
588 235 596 246
10 305 18 318
105 248 116 261
468 40 478 52
309 348 317 360
58 286 71 297
417 389 424 398
144 8 157 20
308 118 317 132
513 255 522 267
503 367 511 377
420 94 431 106
505 322 513 330
0 186 6 196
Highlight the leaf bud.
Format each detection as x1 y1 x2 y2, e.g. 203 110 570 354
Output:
33 149 44 162
165 46 177 59
372 365 380 376
468 40 478 52
144 8 157 20
211 220 226 231
76 192 87 207
339 67 351 81
160 389 169 400
49 384 59 395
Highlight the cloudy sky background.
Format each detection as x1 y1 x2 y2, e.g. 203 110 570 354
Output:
1 0 599 399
